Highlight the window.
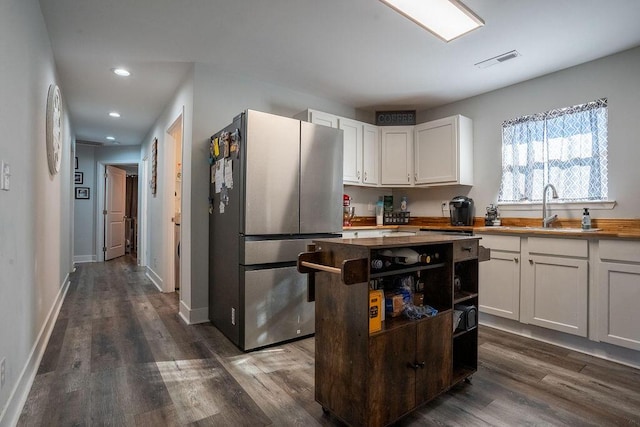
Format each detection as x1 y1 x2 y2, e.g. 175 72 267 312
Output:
498 98 608 203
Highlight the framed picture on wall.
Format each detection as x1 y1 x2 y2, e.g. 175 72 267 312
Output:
75 187 90 199
74 172 83 184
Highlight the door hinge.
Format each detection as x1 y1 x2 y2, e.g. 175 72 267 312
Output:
104 172 108 178
102 246 107 252
103 210 107 215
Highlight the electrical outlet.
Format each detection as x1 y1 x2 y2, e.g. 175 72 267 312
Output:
1 357 6 389
367 202 374 212
441 201 450 210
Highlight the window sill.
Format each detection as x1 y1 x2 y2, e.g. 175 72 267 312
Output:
498 200 616 211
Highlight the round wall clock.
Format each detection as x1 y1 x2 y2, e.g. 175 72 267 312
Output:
46 84 63 175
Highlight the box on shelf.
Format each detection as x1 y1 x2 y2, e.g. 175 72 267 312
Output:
369 290 384 333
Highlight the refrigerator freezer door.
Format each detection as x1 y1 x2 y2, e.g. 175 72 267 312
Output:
300 122 344 234
243 266 315 350
244 110 300 235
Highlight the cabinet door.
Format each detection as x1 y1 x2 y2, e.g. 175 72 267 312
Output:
598 262 640 351
415 314 452 404
479 250 521 320
369 326 416 426
521 255 588 337
414 117 457 185
381 126 413 185
309 110 338 128
362 124 379 185
339 118 362 184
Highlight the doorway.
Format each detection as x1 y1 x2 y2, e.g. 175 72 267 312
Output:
166 113 183 293
96 162 140 263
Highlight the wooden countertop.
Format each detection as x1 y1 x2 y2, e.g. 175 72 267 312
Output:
344 220 640 240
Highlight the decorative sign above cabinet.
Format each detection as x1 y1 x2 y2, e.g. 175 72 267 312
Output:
376 110 416 126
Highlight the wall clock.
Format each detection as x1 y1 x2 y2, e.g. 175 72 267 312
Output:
46 84 63 175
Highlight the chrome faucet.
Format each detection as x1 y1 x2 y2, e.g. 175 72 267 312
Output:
542 183 558 227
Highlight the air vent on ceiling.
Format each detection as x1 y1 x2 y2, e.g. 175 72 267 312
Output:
474 50 521 69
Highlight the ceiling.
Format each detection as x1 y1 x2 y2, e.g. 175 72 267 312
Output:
39 0 640 146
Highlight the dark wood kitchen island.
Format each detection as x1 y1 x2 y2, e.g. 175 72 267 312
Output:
298 235 483 427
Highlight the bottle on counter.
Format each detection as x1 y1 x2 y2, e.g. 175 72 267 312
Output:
376 197 384 226
582 208 591 230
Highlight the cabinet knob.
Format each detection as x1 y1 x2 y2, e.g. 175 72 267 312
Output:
514 257 519 263
414 173 417 181
357 171 361 179
407 361 426 370
407 174 410 182
529 259 534 264
364 172 367 181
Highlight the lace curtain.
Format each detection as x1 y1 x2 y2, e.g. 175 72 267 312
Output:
499 98 608 203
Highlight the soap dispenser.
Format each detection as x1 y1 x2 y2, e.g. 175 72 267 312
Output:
581 208 591 230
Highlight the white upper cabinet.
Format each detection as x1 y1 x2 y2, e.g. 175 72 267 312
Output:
362 124 379 185
381 126 413 186
308 109 338 128
338 117 363 184
414 115 473 186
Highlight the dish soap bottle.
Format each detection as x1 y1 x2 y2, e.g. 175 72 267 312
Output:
581 208 591 230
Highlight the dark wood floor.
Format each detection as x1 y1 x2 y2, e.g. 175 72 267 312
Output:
18 256 640 426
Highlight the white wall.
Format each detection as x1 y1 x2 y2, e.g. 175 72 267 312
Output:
74 145 97 262
0 0 74 424
407 46 640 221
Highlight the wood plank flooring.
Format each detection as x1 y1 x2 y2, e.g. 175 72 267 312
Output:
18 256 640 426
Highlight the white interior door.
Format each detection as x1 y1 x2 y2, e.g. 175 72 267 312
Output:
105 165 126 260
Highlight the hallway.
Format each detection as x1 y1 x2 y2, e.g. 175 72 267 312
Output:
16 257 640 426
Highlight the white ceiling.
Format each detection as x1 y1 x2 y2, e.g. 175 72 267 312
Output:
39 0 640 146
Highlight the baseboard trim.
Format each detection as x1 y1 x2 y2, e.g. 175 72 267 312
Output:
145 266 162 292
179 300 209 325
73 254 96 263
0 273 71 427
480 313 640 370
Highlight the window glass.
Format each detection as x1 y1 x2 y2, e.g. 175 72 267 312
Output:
498 98 608 203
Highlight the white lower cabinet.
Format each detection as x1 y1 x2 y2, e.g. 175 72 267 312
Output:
598 239 640 351
521 237 589 337
477 234 521 320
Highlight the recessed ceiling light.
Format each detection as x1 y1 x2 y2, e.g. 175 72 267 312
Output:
109 112 121 118
106 136 115 140
112 68 131 77
379 0 484 42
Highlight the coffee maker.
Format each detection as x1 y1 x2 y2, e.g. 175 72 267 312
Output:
450 196 474 226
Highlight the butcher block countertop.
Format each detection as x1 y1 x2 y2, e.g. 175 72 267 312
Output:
344 217 640 240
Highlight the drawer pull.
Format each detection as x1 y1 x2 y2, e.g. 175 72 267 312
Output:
462 246 473 252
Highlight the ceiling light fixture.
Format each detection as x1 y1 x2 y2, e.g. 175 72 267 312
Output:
112 68 131 77
106 136 115 140
379 0 484 42
109 112 121 118
474 50 521 68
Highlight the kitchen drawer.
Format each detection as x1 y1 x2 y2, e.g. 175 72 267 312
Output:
453 240 478 261
527 236 588 258
599 239 640 263
476 234 520 252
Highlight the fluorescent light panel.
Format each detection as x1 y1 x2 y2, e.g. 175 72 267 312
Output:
380 0 484 42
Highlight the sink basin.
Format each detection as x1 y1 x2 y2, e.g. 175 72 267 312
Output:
493 226 601 233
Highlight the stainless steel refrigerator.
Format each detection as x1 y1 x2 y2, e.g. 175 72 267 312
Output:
208 109 343 351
